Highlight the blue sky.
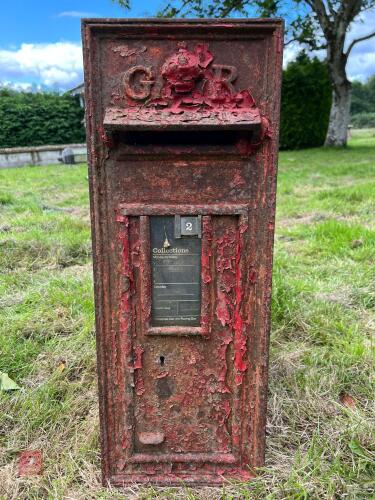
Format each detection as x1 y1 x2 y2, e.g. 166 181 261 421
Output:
0 1 374 91
0 1 164 46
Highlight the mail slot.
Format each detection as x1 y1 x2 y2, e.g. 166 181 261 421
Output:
82 18 283 486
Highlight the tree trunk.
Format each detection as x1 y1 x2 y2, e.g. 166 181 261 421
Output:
324 24 351 148
324 81 351 147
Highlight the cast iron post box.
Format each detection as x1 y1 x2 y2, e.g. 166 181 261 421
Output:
82 18 283 486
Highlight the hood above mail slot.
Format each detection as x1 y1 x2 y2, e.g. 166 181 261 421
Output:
103 106 262 132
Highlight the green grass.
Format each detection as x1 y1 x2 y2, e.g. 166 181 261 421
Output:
0 131 374 499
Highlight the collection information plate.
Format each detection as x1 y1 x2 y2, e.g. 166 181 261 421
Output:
150 216 201 326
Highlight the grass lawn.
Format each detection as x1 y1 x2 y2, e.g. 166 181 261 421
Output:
0 129 374 499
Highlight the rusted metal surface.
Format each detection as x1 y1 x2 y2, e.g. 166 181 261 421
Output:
103 107 261 131
104 40 263 139
17 450 43 477
82 18 283 487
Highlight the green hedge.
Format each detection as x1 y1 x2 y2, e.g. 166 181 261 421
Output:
280 53 332 149
0 90 85 148
351 112 375 129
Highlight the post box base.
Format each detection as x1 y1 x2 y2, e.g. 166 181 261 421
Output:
108 471 256 487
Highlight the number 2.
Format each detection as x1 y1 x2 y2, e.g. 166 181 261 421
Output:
185 222 193 231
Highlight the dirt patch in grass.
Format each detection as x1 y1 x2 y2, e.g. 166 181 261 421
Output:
42 205 90 222
277 212 370 230
315 289 352 307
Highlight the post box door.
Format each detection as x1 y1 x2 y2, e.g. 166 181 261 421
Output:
114 206 252 482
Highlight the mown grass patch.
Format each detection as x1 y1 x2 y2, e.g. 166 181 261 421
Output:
0 134 374 499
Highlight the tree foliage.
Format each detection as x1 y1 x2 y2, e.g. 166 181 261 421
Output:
158 0 374 51
112 0 130 8
0 90 85 148
351 112 375 128
351 76 375 115
280 53 331 149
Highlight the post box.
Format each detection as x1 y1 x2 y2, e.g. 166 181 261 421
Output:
82 18 283 487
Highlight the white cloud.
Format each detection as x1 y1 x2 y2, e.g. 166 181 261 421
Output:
0 42 83 89
57 11 101 18
346 10 375 82
283 43 300 69
0 81 39 91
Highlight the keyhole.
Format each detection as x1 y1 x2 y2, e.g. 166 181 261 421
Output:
159 356 165 366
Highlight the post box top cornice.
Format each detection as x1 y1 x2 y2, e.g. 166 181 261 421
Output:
81 18 283 25
81 18 284 36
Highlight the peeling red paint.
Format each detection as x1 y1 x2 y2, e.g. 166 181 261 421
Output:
133 345 144 369
233 222 247 386
83 18 283 487
216 288 230 326
148 42 259 116
103 42 266 157
97 125 114 149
